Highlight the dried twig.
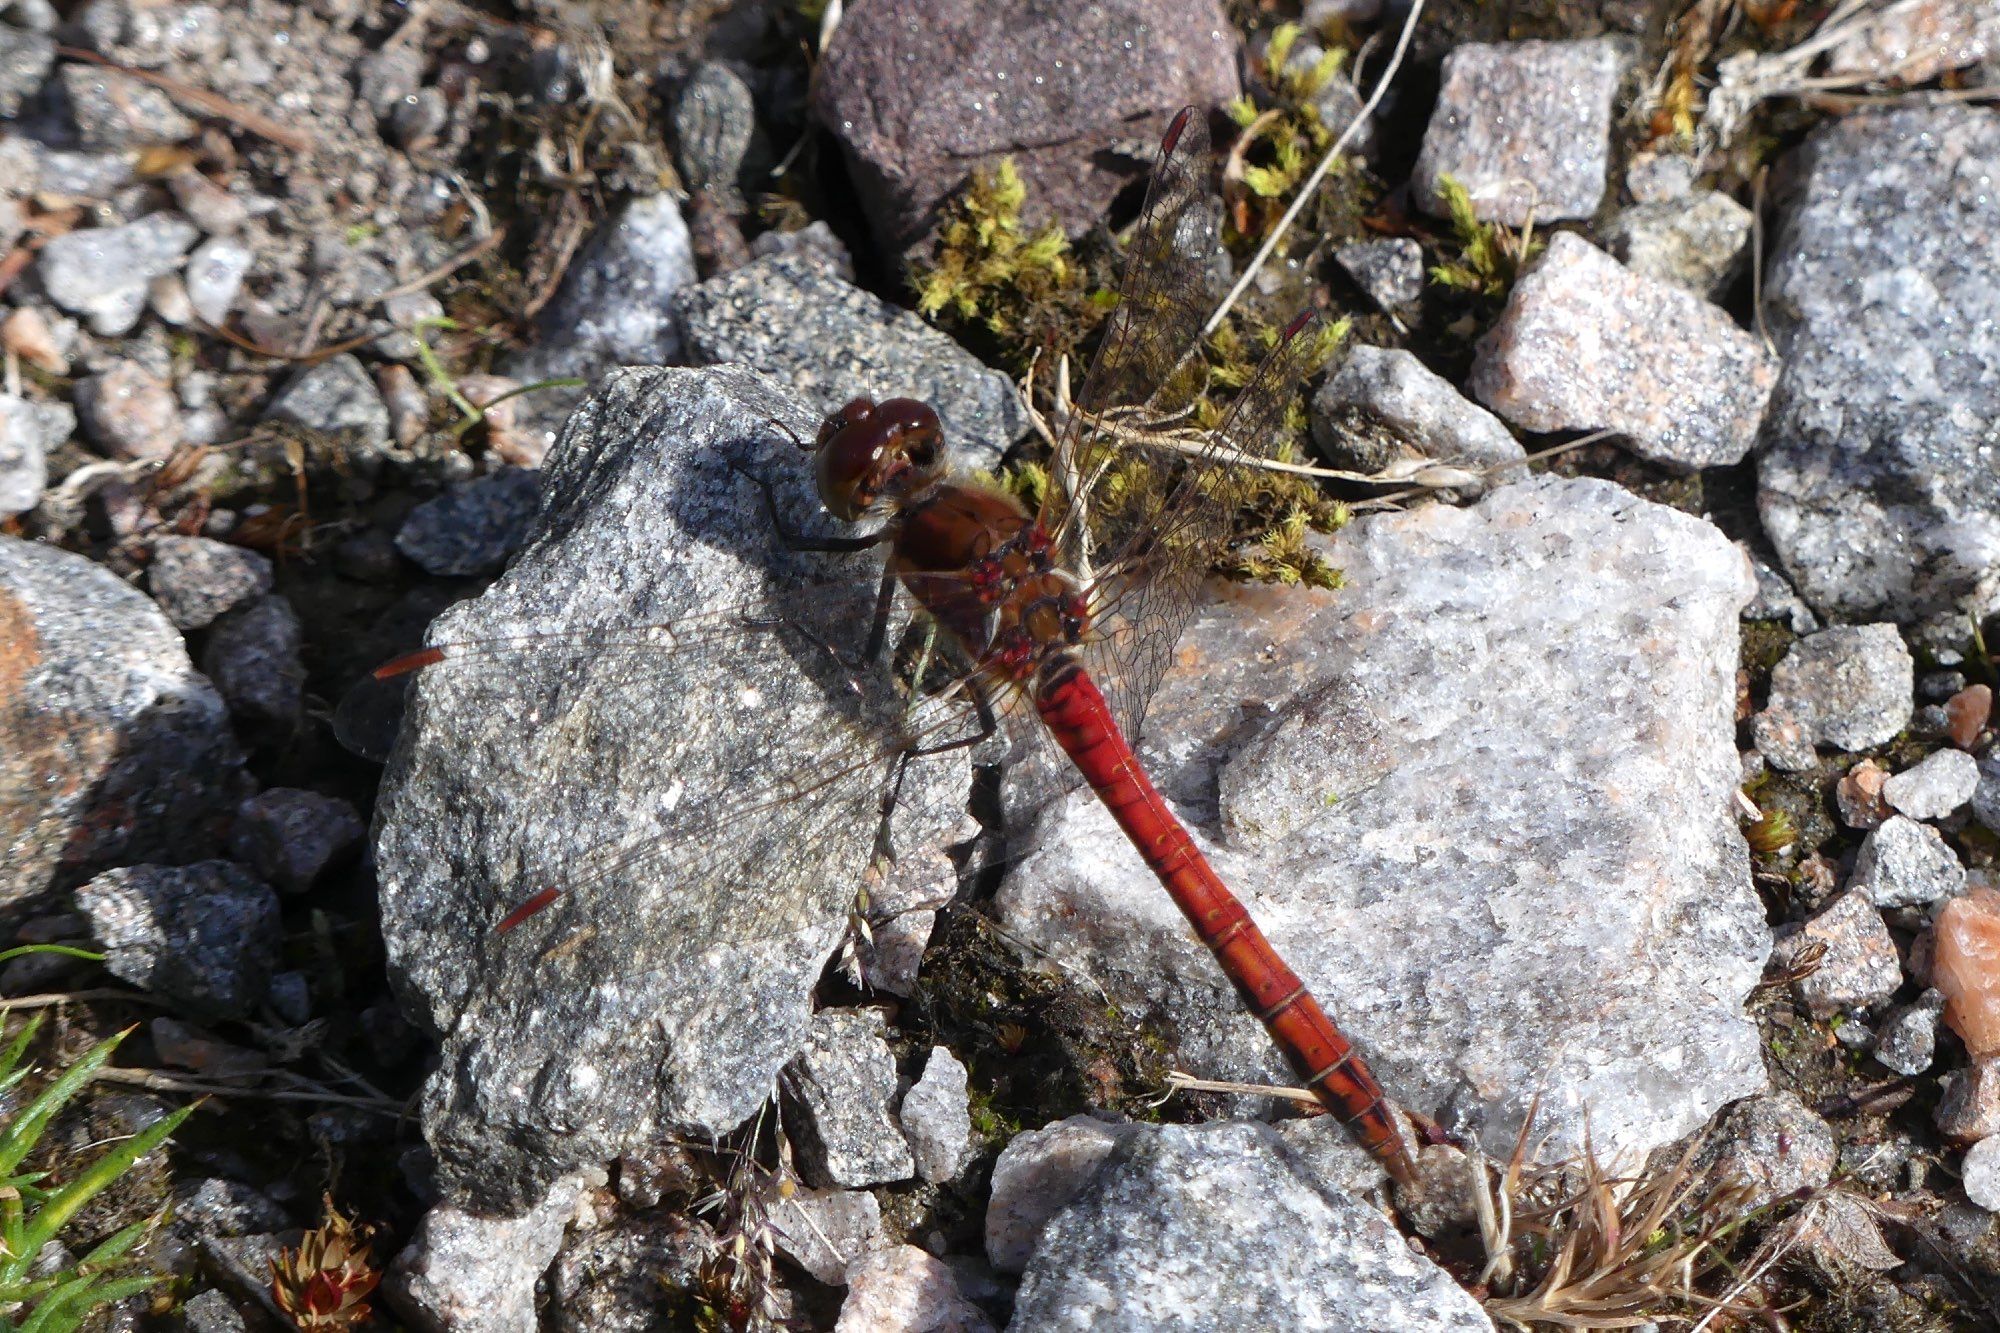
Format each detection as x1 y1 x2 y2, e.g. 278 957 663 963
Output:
54 46 314 153
1163 1071 1321 1105
91 1066 407 1115
377 229 507 302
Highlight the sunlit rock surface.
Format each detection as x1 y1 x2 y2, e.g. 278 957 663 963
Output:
998 475 1767 1166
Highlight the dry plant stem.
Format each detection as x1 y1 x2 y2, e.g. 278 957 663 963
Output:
54 46 313 152
1203 0 1428 336
377 229 506 302
91 1066 407 1115
1164 1071 1321 1105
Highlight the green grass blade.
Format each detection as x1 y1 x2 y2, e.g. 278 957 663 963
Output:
18 1270 164 1333
0 1013 45 1087
5 1103 192 1287
75 1215 156 1270
0 1030 132 1180
0 947 104 968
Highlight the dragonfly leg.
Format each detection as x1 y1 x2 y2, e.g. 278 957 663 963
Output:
869 680 999 865
863 561 899 667
731 461 887 553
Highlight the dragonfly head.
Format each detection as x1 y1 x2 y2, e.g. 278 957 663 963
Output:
810 396 944 521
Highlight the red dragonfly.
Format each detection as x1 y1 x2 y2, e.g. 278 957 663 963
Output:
358 107 1415 1186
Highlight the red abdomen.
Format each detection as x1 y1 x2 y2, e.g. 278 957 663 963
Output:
1033 663 1414 1183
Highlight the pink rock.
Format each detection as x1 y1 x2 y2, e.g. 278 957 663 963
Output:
835 1245 994 1333
1946 684 1992 750
1932 888 2000 1059
1837 759 1891 829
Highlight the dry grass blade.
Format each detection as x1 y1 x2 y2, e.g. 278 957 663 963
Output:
1482 1128 1767 1329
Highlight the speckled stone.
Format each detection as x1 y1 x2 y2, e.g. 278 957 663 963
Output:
1471 234 1778 470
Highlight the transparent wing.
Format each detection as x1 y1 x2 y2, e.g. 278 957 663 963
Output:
1035 106 1326 748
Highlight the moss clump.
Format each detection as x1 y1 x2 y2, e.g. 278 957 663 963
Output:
1428 174 1544 298
1221 24 1365 243
910 158 1096 372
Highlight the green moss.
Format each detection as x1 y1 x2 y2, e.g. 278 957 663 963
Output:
909 158 1096 372
1427 173 1544 298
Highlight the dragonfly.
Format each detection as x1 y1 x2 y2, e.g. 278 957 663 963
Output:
355 106 1417 1187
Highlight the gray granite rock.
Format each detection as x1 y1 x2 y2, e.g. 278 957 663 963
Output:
767 1184 882 1287
1977 751 2000 834
263 354 390 450
1471 234 1778 471
1740 545 1821 634
987 1115 1141 1274
36 213 198 327
673 250 1026 469
0 537 245 909
392 468 543 578
386 1174 590 1333
1966 1136 2000 1212
1334 238 1424 313
228 788 365 895
900 1045 973 1185
1312 344 1525 496
811 0 1239 253
185 235 252 327
0 393 65 518
1601 190 1752 300
75 861 280 1020
202 594 305 730
1938 1055 2000 1141
180 1289 249 1333
1766 624 1914 752
501 193 696 455
672 61 756 206
1852 815 1966 908
1758 107 2000 626
790 1008 916 1188
1772 888 1901 1017
1008 1121 1492 1332
1875 989 1945 1076
58 64 198 146
1413 39 1624 226
998 475 1766 1167
1693 1092 1836 1210
371 367 970 1208
1883 748 1982 819
1751 705 1817 773
0 26 53 118
1824 0 1999 84
146 535 274 631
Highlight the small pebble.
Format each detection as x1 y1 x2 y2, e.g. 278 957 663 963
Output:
1932 888 2000 1059
1850 816 1966 907
1938 1056 2000 1142
1965 1137 2000 1212
201 594 307 730
147 535 274 630
0 307 69 374
74 361 182 460
167 167 249 234
393 468 543 577
228 789 365 894
185 236 253 327
75 861 281 1020
900 1046 974 1185
1766 624 1915 752
0 27 55 119
1334 238 1425 313
1873 989 1945 1075
1836 759 1892 829
1946 684 1992 749
1883 748 1981 819
1773 888 1902 1017
0 393 65 518
1412 39 1624 225
1600 191 1752 300
1752 706 1817 772
264 354 391 451
1976 752 2000 834
148 272 194 326
60 64 197 146
1921 670 1970 703
37 213 199 310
